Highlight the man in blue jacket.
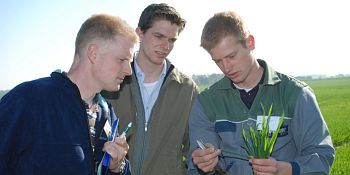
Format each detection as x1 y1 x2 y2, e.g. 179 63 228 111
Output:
0 14 138 175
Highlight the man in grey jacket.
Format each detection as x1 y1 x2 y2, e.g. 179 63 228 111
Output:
187 11 334 175
103 3 198 175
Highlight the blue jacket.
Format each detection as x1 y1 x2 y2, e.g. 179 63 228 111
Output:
0 72 130 175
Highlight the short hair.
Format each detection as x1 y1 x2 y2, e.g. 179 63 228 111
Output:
201 11 250 51
75 14 138 56
138 3 186 34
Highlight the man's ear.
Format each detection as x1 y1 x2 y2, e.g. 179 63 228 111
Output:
135 27 144 41
87 44 98 63
247 35 255 50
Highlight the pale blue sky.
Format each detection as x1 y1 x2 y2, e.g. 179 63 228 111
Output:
1 0 349 90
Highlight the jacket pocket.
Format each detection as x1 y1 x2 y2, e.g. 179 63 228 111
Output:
215 120 243 149
270 118 297 160
33 143 89 174
272 118 293 151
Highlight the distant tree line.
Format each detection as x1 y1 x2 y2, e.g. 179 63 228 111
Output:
192 73 224 90
192 73 350 91
0 90 9 99
295 74 350 81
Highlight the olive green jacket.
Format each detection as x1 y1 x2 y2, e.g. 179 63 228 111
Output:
103 60 198 175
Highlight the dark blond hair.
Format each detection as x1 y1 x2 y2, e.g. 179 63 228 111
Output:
201 11 250 51
75 14 138 56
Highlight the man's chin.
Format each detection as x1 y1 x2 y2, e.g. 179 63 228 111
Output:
114 86 121 92
106 85 120 92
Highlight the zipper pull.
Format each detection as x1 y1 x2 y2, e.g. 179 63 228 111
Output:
145 122 148 132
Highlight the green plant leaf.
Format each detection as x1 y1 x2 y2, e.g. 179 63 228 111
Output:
239 103 284 159
268 112 284 155
220 149 249 161
242 125 254 156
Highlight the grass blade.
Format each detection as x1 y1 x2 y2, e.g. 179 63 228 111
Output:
220 149 250 161
239 103 284 159
268 112 284 155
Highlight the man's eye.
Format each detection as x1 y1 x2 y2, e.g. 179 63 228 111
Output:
170 38 177 43
154 34 162 38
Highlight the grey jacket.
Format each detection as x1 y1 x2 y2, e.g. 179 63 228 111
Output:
187 60 335 175
103 59 198 175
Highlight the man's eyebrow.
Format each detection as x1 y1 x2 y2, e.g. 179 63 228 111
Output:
224 51 237 58
153 32 177 40
152 32 165 37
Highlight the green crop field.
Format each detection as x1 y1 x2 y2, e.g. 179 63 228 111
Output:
305 77 350 174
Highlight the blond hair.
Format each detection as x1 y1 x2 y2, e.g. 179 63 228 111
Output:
75 13 138 56
201 11 250 51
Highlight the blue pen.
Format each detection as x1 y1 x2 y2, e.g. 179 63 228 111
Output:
100 118 119 175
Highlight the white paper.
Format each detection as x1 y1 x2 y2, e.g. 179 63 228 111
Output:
256 116 281 131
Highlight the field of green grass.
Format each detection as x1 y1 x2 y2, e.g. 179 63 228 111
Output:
305 77 350 174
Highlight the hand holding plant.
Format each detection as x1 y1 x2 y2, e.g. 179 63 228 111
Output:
222 104 284 160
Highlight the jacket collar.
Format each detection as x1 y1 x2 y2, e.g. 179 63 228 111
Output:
131 58 181 85
216 59 281 90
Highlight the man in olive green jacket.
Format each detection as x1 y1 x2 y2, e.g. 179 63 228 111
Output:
102 3 198 175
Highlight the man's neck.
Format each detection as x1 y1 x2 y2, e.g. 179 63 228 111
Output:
136 56 165 83
67 67 97 105
237 60 264 89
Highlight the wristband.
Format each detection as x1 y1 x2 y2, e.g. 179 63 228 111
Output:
290 161 300 175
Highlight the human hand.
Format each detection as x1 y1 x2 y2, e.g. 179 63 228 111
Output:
102 135 129 172
250 157 292 175
191 143 221 173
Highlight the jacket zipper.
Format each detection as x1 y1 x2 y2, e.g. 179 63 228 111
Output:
135 111 147 175
138 89 162 174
